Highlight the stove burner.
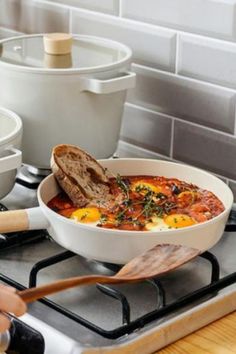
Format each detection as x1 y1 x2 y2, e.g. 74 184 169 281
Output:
16 165 49 189
27 165 51 177
16 155 118 190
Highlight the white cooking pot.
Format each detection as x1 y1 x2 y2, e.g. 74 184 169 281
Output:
0 159 233 264
0 33 135 168
0 107 22 199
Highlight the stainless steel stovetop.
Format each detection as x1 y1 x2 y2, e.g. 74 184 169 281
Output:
1 181 236 354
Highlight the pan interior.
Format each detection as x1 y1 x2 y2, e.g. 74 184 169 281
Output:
38 159 233 214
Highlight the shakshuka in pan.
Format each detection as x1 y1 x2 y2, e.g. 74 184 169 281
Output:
47 175 224 231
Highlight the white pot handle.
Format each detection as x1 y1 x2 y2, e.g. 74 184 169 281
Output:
0 147 22 174
81 71 136 94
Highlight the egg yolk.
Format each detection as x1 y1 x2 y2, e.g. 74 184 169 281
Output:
164 214 196 228
71 207 101 223
131 181 162 195
177 191 198 206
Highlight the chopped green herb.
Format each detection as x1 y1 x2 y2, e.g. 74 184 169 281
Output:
155 192 167 199
116 174 130 198
100 214 108 224
135 184 151 193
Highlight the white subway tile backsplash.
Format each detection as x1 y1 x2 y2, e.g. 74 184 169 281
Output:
117 141 170 160
0 0 69 33
128 65 236 134
228 180 236 200
46 0 119 15
71 9 176 71
178 34 236 89
173 120 236 180
120 103 172 156
1 0 236 186
121 0 236 41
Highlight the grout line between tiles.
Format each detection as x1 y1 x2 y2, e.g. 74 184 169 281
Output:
227 178 236 185
19 0 236 46
119 0 122 17
132 63 236 93
125 102 177 121
42 2 176 35
170 119 174 158
234 103 236 136
69 8 72 33
36 0 70 11
118 141 172 160
125 102 236 138
119 141 228 181
175 33 180 74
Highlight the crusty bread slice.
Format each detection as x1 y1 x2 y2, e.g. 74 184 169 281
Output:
51 144 112 207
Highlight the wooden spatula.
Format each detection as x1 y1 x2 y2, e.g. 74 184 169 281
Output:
18 244 201 303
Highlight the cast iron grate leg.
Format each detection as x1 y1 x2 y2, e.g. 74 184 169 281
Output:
29 251 76 287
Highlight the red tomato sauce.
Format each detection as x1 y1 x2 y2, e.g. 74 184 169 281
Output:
47 175 225 231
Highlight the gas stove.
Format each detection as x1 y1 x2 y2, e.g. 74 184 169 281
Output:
1 168 236 353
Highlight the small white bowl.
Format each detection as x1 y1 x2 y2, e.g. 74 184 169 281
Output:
0 107 22 199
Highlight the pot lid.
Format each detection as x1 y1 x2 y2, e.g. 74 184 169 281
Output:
0 33 131 73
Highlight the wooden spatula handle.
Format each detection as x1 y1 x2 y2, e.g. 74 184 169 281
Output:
18 275 124 303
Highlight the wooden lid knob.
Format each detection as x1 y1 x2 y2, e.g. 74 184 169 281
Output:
43 33 73 55
44 53 72 68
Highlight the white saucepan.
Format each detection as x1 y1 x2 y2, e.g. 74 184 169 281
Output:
0 159 233 264
0 107 22 199
0 33 135 167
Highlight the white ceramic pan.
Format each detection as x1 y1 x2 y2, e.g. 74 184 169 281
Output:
0 159 233 264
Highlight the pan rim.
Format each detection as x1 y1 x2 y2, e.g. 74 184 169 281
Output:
38 158 233 235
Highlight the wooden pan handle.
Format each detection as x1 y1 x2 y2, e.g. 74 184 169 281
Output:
0 208 49 234
0 210 29 233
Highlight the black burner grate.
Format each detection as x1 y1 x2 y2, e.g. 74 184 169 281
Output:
0 247 226 339
24 250 221 338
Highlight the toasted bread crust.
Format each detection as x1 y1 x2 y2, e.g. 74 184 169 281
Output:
51 145 112 207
